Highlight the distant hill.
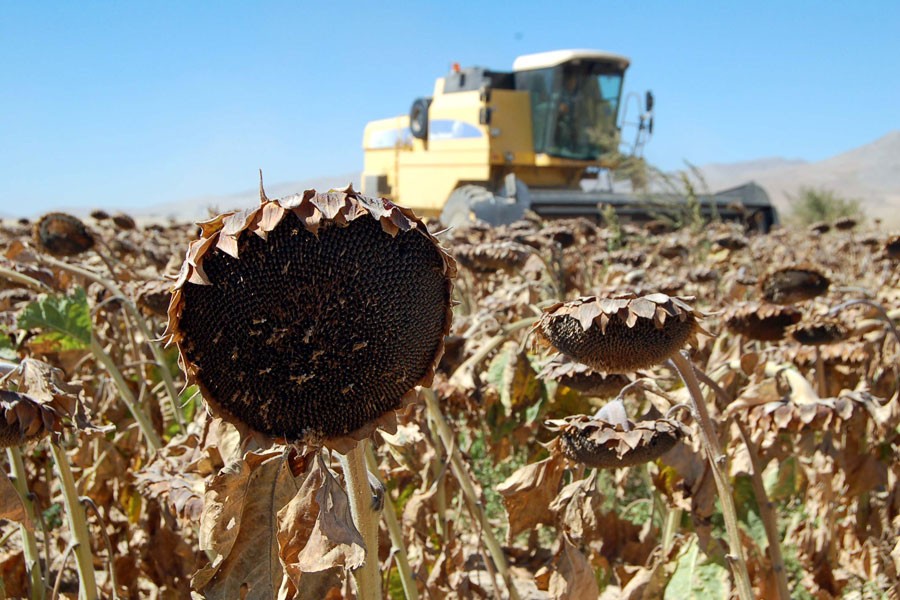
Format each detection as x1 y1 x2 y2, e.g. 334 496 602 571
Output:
696 131 900 225
134 131 900 227
141 173 361 221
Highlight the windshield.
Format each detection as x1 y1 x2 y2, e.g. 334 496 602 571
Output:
517 64 624 160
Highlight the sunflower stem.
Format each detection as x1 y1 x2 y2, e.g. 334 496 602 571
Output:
735 422 791 600
90 335 161 452
364 444 418 600
691 367 791 600
49 441 98 600
0 265 52 293
423 389 520 600
669 351 753 600
814 346 828 397
6 447 46 600
35 256 185 434
338 441 381 600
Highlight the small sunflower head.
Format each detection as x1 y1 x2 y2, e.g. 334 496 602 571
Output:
32 212 94 257
724 302 802 341
535 293 703 373
546 401 686 469
760 265 830 304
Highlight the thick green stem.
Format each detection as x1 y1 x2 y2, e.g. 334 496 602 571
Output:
423 389 520 600
6 448 46 600
661 507 681 556
90 335 161 452
49 442 97 600
364 444 418 600
669 352 753 600
338 442 381 600
36 256 185 433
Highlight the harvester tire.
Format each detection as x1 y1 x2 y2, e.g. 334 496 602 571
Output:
441 185 494 228
409 98 431 140
441 185 528 229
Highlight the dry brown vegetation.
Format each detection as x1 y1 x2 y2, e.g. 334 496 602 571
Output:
0 193 898 599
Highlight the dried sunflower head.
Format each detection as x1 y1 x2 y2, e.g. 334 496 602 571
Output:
644 219 675 236
32 212 95 257
760 265 830 304
0 391 62 447
713 233 748 251
453 241 533 273
885 235 900 260
833 217 857 231
724 302 801 341
808 222 831 235
789 317 849 346
657 242 688 260
112 212 137 230
534 293 702 373
537 354 630 397
164 187 455 449
546 402 686 469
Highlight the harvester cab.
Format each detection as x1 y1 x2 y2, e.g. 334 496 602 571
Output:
362 49 776 231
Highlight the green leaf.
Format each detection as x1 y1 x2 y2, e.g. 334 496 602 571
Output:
0 327 16 360
765 455 803 502
665 535 730 599
18 288 92 350
485 341 541 416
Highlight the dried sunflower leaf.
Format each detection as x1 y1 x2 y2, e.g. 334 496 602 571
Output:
0 468 32 530
194 449 300 599
497 454 566 543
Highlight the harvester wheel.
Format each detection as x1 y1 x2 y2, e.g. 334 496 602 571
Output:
441 185 495 228
441 184 528 229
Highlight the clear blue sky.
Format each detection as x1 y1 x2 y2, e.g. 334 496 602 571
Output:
1 2 898 216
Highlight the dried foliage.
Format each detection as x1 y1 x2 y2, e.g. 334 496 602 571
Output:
0 189 897 599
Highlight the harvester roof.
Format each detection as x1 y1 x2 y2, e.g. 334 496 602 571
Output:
513 49 630 71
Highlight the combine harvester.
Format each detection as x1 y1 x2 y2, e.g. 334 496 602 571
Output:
362 49 777 231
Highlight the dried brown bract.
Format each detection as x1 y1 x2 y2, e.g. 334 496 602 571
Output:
760 265 830 304
32 212 95 257
535 293 702 372
808 222 831 235
90 209 110 221
605 249 646 267
724 302 802 341
786 340 873 368
546 412 686 469
164 187 456 448
453 241 533 273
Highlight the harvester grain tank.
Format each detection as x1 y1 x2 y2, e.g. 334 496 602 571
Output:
361 49 777 230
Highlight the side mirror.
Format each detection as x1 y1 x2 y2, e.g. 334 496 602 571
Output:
645 90 654 112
